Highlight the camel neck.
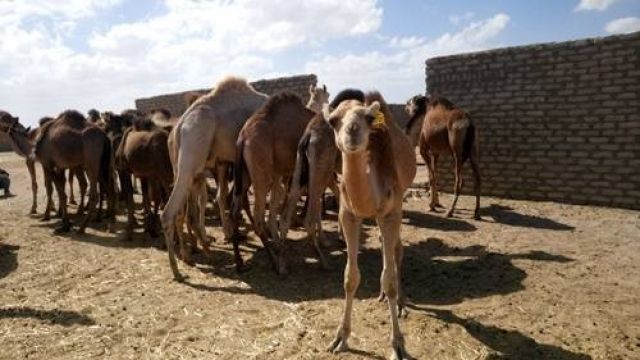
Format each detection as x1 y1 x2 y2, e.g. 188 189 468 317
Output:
7 131 33 159
341 150 382 216
306 101 322 114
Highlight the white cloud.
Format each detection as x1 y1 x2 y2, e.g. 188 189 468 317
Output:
575 0 618 11
0 0 383 125
605 17 640 34
306 13 510 102
449 11 474 25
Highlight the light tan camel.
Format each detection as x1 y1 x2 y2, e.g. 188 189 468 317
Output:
278 88 364 270
161 76 268 281
416 96 481 219
33 110 115 234
0 111 39 214
323 92 416 359
116 117 173 240
232 86 329 274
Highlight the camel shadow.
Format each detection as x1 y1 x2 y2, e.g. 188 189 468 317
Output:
196 236 571 306
0 243 19 280
403 209 477 232
409 306 591 360
0 307 95 326
481 204 575 231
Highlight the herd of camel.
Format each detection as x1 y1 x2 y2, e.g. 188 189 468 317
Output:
0 76 481 359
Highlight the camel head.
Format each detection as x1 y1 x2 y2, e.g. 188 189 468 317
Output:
100 111 129 140
323 100 380 154
87 109 100 124
0 111 27 135
307 84 330 113
405 95 427 119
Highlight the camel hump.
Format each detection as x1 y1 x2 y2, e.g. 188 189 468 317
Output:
211 76 254 96
330 89 365 108
260 92 304 117
365 91 392 125
428 96 456 110
58 109 88 128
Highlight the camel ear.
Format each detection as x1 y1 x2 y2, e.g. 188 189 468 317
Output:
322 84 327 93
25 126 31 132
367 101 380 114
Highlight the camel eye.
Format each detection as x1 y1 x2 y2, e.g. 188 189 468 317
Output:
327 116 339 128
365 114 375 125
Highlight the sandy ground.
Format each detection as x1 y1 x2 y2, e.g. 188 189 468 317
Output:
0 151 639 360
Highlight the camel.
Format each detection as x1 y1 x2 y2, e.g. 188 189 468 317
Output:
404 94 426 148
0 111 39 214
116 117 173 240
412 95 481 219
232 86 329 274
278 88 363 270
323 91 416 359
37 116 87 219
161 76 268 281
33 110 115 234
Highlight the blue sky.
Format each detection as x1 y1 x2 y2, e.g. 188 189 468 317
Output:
1 0 639 126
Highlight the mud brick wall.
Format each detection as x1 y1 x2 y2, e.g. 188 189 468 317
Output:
135 74 318 117
425 31 640 210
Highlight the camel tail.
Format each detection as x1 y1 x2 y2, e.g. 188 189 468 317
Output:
297 133 311 187
461 119 475 163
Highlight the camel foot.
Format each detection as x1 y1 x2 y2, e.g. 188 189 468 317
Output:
29 208 37 215
377 291 386 302
172 272 185 283
391 337 409 360
76 227 86 235
473 212 481 220
327 328 349 353
41 216 51 222
445 209 454 218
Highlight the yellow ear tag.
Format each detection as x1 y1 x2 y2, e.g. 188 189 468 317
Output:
372 110 386 128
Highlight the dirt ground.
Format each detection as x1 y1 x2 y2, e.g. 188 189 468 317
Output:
0 151 638 360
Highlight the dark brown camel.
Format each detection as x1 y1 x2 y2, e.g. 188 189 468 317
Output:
279 88 364 267
232 92 321 274
116 117 173 240
38 116 87 215
33 110 115 233
410 95 481 219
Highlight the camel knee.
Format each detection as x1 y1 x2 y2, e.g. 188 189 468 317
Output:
343 267 361 294
382 269 398 299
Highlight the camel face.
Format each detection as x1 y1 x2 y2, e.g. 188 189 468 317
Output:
405 94 426 118
0 112 20 133
307 84 330 112
323 101 379 154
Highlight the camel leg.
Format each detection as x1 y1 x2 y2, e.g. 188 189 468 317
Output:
378 211 407 359
68 169 77 205
446 156 463 218
191 175 212 256
162 171 194 281
215 164 234 241
328 208 361 353
267 177 289 275
251 178 278 272
42 167 54 221
306 173 329 270
470 155 481 220
77 176 99 234
26 159 37 215
51 169 70 233
75 168 87 216
121 170 135 240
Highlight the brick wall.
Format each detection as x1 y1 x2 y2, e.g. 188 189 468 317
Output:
425 31 640 209
135 74 318 117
